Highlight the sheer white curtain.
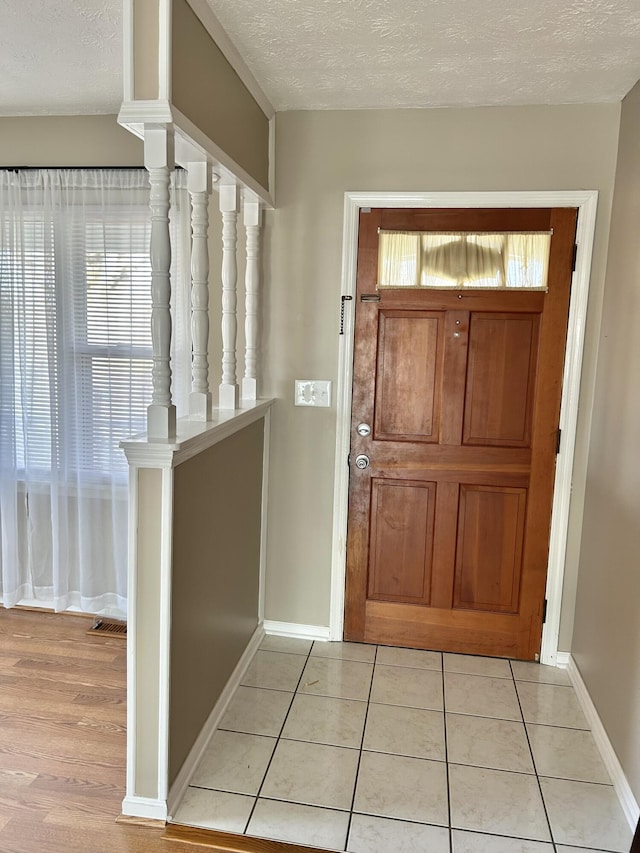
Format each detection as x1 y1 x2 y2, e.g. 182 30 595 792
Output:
0 169 188 617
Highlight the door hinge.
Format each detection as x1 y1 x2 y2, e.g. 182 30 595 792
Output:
572 243 578 272
556 428 562 455
542 599 548 624
360 293 381 302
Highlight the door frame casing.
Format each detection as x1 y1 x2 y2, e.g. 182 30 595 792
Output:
329 190 598 665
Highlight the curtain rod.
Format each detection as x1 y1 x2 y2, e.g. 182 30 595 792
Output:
0 166 185 171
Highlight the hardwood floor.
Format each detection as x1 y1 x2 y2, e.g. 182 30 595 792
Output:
0 608 215 853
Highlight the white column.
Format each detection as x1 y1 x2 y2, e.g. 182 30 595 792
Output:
218 184 240 409
242 196 261 400
187 162 212 420
145 125 176 439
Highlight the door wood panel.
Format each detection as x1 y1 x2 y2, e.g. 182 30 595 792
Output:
463 314 539 447
374 313 443 441
368 479 436 604
453 484 527 613
345 206 577 660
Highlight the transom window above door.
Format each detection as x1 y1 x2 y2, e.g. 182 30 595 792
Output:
378 230 552 290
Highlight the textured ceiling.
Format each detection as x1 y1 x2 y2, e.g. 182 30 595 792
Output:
204 0 640 110
0 0 122 115
1 0 640 116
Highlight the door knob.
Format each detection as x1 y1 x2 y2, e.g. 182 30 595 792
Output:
355 454 370 470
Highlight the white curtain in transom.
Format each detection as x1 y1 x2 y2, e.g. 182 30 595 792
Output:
378 231 552 289
0 169 188 617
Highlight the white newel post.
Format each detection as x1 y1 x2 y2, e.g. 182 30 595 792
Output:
187 162 212 420
242 196 261 400
219 184 240 409
145 126 176 439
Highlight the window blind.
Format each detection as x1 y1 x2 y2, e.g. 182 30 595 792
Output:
0 168 189 614
0 170 188 482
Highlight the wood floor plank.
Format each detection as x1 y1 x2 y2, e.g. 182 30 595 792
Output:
0 706 125 735
11 656 126 686
0 612 124 656
0 726 126 769
0 609 282 853
0 752 124 789
0 769 37 786
0 635 124 663
0 712 124 744
0 655 23 667
0 611 139 852
0 674 125 704
0 818 217 853
0 694 126 730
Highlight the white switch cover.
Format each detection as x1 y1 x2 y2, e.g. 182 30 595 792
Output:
294 379 332 407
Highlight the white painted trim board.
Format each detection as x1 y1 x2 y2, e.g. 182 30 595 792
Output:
122 795 168 822
263 620 331 642
565 654 640 830
124 467 139 805
330 190 599 666
541 190 598 666
117 104 274 209
121 399 275 468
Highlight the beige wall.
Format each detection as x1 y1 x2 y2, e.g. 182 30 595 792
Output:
571 82 640 800
169 421 264 785
171 0 270 191
263 105 621 637
133 0 160 100
0 115 143 165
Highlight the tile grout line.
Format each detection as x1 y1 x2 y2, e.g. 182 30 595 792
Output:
343 643 378 852
441 656 454 853
190 642 612 853
194 649 593 846
509 658 558 853
201 647 595 850
240 641 316 838
187 779 597 850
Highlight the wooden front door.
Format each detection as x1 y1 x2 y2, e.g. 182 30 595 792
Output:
344 207 577 660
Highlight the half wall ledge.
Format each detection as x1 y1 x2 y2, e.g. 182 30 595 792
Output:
120 398 274 821
120 398 275 468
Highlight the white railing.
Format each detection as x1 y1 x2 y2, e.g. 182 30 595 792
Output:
145 127 177 439
142 131 264 438
187 161 212 421
242 196 261 401
218 184 240 410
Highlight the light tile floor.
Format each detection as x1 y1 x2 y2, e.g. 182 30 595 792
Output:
172 639 634 853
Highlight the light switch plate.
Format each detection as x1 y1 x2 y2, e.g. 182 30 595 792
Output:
294 379 332 407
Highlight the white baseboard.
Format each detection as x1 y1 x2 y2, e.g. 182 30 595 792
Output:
166 622 265 819
565 654 640 830
121 795 168 822
263 620 330 642
555 651 571 668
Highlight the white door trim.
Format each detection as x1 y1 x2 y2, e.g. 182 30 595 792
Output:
329 190 599 664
